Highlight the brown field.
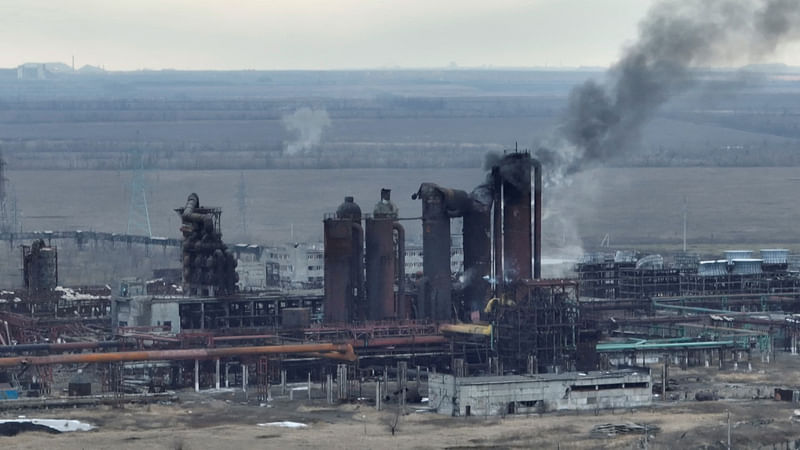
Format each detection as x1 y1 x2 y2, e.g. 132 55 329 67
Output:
3 356 800 450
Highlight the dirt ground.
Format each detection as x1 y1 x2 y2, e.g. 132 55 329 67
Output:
0 395 797 450
4 355 800 449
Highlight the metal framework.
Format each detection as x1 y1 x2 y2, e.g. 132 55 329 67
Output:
494 279 579 373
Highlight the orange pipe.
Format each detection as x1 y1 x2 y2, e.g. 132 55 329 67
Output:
0 343 356 367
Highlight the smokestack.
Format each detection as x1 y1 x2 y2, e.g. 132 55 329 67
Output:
501 153 532 281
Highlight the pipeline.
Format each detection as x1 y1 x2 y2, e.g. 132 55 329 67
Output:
0 343 356 367
0 341 122 354
393 222 406 318
350 335 447 348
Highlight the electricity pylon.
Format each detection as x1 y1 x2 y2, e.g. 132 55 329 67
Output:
127 149 152 237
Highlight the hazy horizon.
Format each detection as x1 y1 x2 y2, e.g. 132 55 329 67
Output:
1 0 798 72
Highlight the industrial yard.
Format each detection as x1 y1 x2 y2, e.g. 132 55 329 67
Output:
1 152 800 448
2 1 800 449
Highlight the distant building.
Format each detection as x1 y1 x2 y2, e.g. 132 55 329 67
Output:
16 62 72 80
262 243 324 288
405 235 463 276
17 63 49 80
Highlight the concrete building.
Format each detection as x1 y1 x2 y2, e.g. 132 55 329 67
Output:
263 243 324 287
112 280 323 333
428 369 651 416
236 261 268 291
404 238 463 276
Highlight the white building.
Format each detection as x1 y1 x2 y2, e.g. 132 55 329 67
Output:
263 243 324 287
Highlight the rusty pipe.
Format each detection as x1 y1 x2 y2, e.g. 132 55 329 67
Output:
393 222 406 319
0 341 122 354
351 221 365 322
413 183 471 218
0 343 356 367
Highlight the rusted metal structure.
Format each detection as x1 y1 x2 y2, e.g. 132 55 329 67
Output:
463 179 493 320
412 151 542 322
413 184 472 321
499 153 532 281
0 343 357 367
365 189 405 320
491 152 542 285
324 197 364 323
492 279 580 373
176 193 237 297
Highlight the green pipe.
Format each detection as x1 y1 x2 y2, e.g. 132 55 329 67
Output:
597 340 737 352
652 300 732 314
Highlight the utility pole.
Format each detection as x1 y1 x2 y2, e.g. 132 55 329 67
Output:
727 410 731 449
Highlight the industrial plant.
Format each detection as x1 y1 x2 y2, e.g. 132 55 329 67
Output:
0 147 796 435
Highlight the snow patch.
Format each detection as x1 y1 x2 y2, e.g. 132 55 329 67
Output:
0 418 95 433
257 421 308 429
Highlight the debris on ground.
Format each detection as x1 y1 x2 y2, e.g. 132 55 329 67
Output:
591 422 661 438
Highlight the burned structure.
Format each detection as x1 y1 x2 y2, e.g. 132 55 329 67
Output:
176 193 238 297
22 239 57 292
412 152 543 322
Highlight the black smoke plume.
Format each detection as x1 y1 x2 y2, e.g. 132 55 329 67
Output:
537 0 800 185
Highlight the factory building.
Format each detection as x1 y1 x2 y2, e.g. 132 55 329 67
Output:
429 369 652 416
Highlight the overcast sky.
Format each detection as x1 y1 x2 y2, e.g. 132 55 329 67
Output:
1 0 798 71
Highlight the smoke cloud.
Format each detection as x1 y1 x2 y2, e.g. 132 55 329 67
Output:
536 0 800 186
281 107 332 155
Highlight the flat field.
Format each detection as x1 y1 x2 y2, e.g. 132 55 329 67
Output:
7 166 800 255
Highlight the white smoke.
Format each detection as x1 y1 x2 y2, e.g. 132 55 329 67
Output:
281 107 332 155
